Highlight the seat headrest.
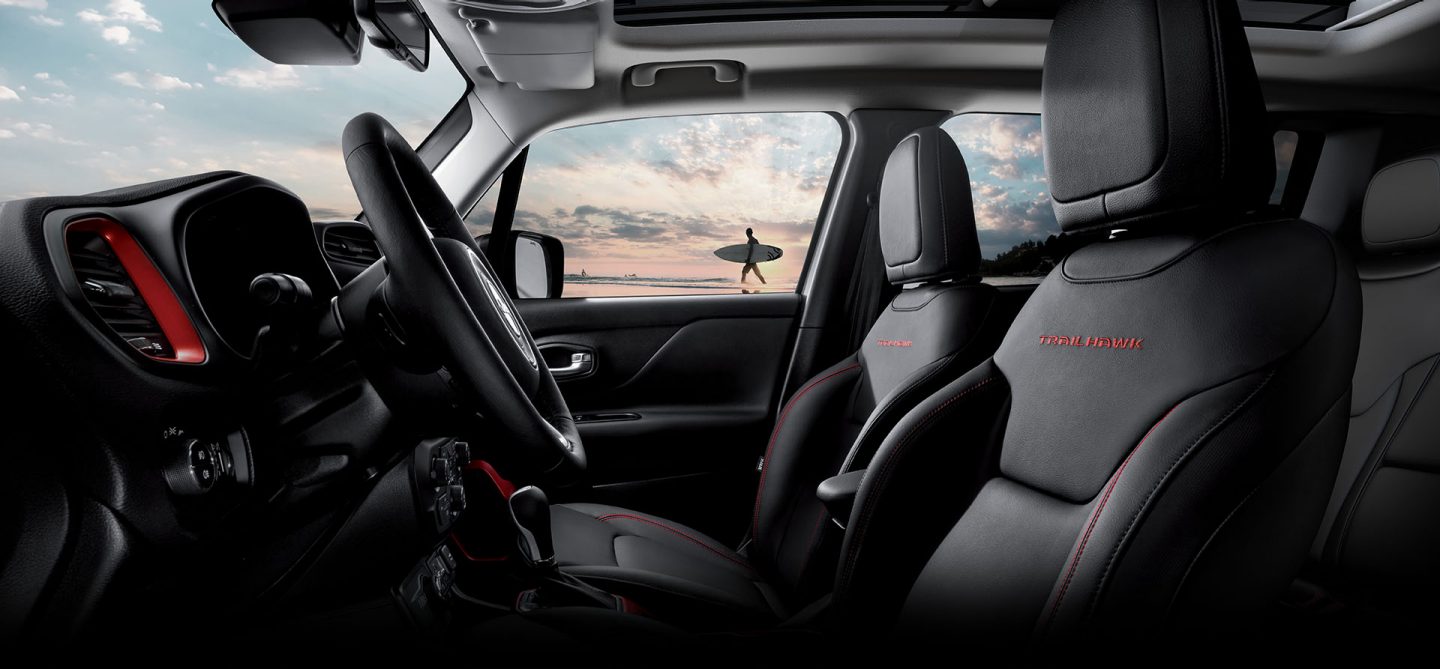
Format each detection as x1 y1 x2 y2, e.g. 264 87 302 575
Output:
1042 0 1274 234
878 127 981 284
1362 153 1440 255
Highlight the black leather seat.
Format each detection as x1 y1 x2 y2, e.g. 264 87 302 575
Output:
829 0 1363 644
550 127 1009 627
470 0 1364 655
1306 152 1440 618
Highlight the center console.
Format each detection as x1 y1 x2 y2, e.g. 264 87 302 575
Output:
389 441 638 633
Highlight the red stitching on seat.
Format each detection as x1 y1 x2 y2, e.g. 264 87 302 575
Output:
752 363 862 536
597 513 751 570
1045 404 1178 626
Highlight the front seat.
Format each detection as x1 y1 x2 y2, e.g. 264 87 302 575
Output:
551 127 1010 627
1303 152 1440 622
829 0 1363 645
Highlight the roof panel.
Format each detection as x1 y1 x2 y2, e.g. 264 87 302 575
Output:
612 0 1355 31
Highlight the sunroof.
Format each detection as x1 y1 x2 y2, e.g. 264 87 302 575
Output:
613 0 1356 31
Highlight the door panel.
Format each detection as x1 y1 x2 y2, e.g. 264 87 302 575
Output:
518 292 801 541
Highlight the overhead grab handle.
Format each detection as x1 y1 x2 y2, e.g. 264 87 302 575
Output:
629 60 743 88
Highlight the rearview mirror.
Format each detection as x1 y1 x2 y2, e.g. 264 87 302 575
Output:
354 0 430 72
477 231 566 299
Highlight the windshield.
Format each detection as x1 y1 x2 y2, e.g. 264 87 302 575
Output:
0 1 466 218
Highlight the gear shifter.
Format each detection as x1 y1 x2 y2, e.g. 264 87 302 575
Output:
505 485 622 611
507 485 556 569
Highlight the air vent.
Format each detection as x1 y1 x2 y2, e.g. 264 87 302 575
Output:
65 218 206 363
322 225 382 266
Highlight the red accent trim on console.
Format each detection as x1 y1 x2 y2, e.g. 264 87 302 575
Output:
66 217 206 364
596 513 751 570
617 595 649 616
753 363 862 536
1047 404 1178 624
465 460 517 498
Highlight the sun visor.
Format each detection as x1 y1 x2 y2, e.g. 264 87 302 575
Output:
457 1 599 91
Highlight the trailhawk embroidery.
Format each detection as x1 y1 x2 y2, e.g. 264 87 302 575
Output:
876 339 913 348
1038 335 1144 350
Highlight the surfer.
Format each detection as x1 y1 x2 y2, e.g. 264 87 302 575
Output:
741 228 767 285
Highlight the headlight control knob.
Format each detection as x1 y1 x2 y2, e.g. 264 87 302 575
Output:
164 437 229 496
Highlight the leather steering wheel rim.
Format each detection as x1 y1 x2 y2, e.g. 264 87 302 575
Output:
341 112 585 476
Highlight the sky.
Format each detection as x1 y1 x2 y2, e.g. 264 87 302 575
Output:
0 0 464 216
940 114 1060 259
465 113 843 288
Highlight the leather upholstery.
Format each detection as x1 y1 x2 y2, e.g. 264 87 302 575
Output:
550 503 784 627
1310 155 1440 611
1359 152 1440 254
551 128 1008 626
1043 0 1274 233
879 127 981 283
832 0 1362 644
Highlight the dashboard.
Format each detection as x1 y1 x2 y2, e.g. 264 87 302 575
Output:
0 170 419 627
183 185 340 358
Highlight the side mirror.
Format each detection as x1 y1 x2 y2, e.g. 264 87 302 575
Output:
477 231 565 299
354 0 429 72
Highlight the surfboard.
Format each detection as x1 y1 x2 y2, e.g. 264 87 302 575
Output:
713 243 783 264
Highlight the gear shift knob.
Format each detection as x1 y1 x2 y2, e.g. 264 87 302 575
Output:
508 485 556 568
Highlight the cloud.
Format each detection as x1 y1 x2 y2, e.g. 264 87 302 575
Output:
29 14 62 26
213 64 304 90
78 1 160 48
0 0 48 9
149 73 196 91
34 72 67 88
31 92 76 105
6 121 84 145
78 0 160 30
0 129 14 139
0 85 19 101
101 25 131 44
110 71 199 91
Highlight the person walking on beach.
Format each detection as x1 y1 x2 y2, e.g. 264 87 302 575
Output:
741 227 767 285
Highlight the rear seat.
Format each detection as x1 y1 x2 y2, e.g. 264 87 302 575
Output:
1305 152 1440 619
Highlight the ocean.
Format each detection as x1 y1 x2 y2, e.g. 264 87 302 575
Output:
556 274 1043 298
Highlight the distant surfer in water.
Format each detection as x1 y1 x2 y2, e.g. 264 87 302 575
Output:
741 228 767 285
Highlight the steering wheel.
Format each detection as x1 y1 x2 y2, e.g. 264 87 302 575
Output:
341 112 584 477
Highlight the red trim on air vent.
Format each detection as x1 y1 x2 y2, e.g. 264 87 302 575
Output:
66 217 206 364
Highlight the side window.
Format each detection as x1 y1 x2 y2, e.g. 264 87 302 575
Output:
940 114 1061 285
941 116 1307 284
490 113 842 298
1269 130 1300 206
463 181 502 237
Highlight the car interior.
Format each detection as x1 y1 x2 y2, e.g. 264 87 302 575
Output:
3 0 1440 663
